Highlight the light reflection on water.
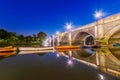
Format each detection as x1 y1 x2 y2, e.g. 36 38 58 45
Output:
0 48 119 80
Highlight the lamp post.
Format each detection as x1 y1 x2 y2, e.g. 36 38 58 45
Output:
49 36 52 47
56 31 60 46
52 35 55 51
66 23 72 46
94 10 104 44
94 10 104 66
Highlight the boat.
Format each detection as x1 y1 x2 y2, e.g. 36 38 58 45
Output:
56 46 80 49
56 48 80 52
0 51 16 57
0 47 17 53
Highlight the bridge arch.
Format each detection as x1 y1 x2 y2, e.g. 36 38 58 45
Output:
72 32 95 45
103 24 120 44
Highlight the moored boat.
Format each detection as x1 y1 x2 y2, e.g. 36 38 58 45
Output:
56 48 80 52
56 46 80 49
0 51 16 57
0 47 17 53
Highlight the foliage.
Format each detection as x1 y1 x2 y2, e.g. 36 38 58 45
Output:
37 32 47 46
0 29 47 47
0 29 10 39
7 36 18 45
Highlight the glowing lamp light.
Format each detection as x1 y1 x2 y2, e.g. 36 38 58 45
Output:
94 10 105 19
66 23 72 30
56 31 60 35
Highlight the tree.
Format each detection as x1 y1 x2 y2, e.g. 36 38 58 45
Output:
18 35 25 40
32 34 37 41
37 32 47 46
7 36 18 46
8 32 16 36
17 35 25 45
37 32 47 39
25 35 33 45
0 29 9 39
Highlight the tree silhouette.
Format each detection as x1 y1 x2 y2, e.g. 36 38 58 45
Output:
37 32 47 46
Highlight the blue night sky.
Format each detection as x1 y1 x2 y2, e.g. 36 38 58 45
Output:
0 0 120 36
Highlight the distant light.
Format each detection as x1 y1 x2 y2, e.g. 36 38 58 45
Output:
94 10 105 19
65 23 72 30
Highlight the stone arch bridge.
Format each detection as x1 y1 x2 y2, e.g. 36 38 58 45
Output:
54 13 120 78
59 13 120 46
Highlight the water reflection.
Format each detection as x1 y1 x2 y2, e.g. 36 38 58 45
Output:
57 49 95 59
0 48 119 80
57 47 120 64
0 57 5 60
0 51 17 58
56 47 120 79
67 59 73 66
99 74 104 80
73 49 95 58
109 48 120 60
67 51 74 66
0 51 17 62
56 53 60 58
37 53 47 56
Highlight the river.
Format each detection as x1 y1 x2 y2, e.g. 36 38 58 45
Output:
0 48 119 80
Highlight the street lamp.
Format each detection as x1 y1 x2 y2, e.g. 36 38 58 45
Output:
94 10 105 66
94 10 105 39
56 31 60 46
66 23 72 30
48 36 52 47
94 10 104 19
65 23 72 46
52 35 55 50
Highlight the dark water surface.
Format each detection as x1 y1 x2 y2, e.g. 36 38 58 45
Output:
0 51 119 80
